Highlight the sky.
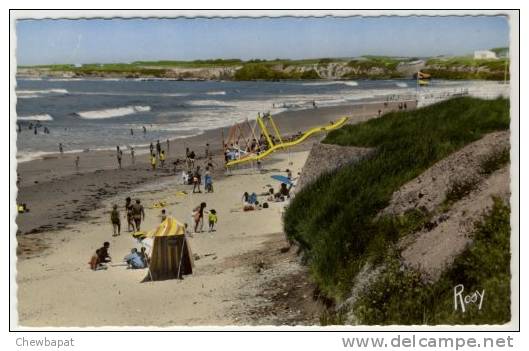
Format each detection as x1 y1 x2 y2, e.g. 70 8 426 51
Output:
16 16 510 65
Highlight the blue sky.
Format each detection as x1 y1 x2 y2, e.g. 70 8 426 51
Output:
16 16 509 65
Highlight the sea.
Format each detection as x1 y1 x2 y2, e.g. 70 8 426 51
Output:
15 77 509 163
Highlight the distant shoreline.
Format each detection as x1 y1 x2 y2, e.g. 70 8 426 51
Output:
17 55 510 81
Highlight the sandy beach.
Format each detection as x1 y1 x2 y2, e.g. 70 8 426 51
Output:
15 99 415 327
17 149 316 326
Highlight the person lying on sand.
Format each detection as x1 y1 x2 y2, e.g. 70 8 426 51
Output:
124 248 145 269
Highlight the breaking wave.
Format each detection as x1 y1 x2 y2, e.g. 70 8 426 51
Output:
302 81 358 87
16 89 69 99
77 105 151 119
17 114 54 121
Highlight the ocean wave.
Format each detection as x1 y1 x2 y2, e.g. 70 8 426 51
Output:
71 91 190 98
16 148 90 163
77 105 151 119
17 114 54 121
16 151 57 163
186 100 231 107
16 77 42 81
302 81 358 87
205 91 226 95
396 82 408 88
17 89 69 99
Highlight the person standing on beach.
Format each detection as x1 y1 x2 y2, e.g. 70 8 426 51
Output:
208 209 218 232
75 156 80 171
150 153 157 171
59 143 64 155
193 166 202 193
143 126 147 135
205 143 210 159
185 147 191 169
110 205 121 237
34 126 37 135
156 140 161 156
160 150 166 168
166 139 170 155
117 149 123 169
130 128 134 136
130 147 135 164
189 150 196 170
132 199 145 231
149 142 154 155
204 167 213 193
193 202 207 233
117 145 120 155
125 197 134 232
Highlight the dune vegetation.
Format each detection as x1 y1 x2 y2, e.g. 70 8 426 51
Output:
283 97 510 307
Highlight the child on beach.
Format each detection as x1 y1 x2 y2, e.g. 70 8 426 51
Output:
208 209 218 232
160 150 166 168
151 153 157 170
89 249 107 271
110 204 121 236
204 167 213 193
98 242 111 263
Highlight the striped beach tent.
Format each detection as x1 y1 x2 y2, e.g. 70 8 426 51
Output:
144 217 194 281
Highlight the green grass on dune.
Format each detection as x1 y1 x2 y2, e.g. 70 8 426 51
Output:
424 57 509 80
353 198 511 325
283 97 510 301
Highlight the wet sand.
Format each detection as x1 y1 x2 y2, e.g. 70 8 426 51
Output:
15 100 415 237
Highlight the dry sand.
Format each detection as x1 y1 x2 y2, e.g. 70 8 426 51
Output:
16 150 313 327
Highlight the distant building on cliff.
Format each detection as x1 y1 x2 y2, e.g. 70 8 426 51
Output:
474 50 498 60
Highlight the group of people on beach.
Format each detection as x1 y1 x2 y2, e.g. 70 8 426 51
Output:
109 197 146 237
191 202 218 234
89 240 150 271
240 169 296 212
